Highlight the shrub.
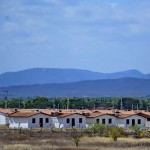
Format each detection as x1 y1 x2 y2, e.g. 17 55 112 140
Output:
130 125 144 138
109 127 125 141
88 122 106 136
70 128 83 147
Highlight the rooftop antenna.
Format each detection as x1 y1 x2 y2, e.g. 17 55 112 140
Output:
3 90 8 109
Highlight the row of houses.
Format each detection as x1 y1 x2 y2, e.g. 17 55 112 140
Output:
0 108 150 129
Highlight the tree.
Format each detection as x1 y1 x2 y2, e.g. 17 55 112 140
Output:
70 128 83 147
109 127 125 141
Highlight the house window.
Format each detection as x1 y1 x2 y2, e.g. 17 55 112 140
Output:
132 119 135 126
45 118 49 123
102 119 105 124
79 118 82 123
147 118 150 121
138 119 141 124
108 118 112 124
66 118 70 123
96 119 100 123
32 118 36 123
126 119 130 125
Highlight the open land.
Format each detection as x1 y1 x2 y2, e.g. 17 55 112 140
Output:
0 128 150 150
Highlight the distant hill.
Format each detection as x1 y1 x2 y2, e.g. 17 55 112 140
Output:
0 68 150 87
1 78 150 98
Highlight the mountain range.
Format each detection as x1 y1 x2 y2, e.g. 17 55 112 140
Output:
0 78 150 98
0 68 150 87
0 68 150 98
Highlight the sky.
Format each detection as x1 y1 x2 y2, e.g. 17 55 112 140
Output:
0 0 150 74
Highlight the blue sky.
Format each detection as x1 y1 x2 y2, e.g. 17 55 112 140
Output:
0 0 150 74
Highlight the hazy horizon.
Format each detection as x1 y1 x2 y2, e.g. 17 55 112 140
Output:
0 67 149 75
1 0 150 74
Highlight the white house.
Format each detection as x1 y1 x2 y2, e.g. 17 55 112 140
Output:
58 113 86 128
1 108 150 129
138 112 150 128
86 112 116 126
116 114 146 128
8 111 52 128
0 109 13 126
0 112 9 125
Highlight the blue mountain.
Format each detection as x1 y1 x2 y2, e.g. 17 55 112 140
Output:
0 78 150 97
0 68 149 87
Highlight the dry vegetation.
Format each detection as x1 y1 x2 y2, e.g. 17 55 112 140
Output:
0 128 150 150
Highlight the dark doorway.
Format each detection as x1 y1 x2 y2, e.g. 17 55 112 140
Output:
39 118 43 127
102 119 105 124
72 118 75 127
132 119 135 126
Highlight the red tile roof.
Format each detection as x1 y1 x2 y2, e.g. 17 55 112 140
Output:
0 108 150 119
8 112 39 117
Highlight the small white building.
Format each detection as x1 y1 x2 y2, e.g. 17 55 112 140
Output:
8 111 52 128
0 109 13 126
116 114 146 128
1 108 150 129
0 112 9 125
58 113 86 128
138 112 150 128
86 112 116 126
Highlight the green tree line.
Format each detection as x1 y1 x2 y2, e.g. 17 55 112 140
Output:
0 97 150 110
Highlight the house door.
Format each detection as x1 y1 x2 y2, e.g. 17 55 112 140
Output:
72 118 75 127
39 118 43 128
132 119 135 126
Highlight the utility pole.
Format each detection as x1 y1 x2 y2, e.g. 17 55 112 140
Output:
67 98 69 109
93 104 95 110
3 90 8 109
112 99 114 109
147 106 149 112
23 99 26 109
120 97 123 110
19 99 21 109
53 102 55 109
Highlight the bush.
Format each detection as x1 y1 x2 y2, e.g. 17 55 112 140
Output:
89 122 106 136
130 125 144 138
109 127 125 141
70 128 83 147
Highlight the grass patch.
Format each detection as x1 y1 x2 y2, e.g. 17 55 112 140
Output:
0 129 150 150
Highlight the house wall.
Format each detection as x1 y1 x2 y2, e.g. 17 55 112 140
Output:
145 119 150 127
58 114 86 128
0 113 8 125
9 117 28 128
51 117 60 128
6 112 150 129
117 115 146 128
86 115 116 126
9 114 52 128
28 114 52 128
